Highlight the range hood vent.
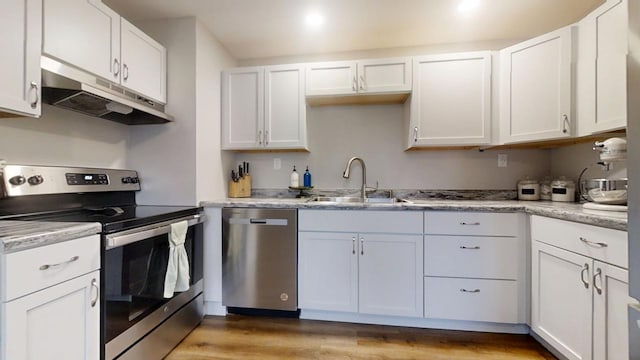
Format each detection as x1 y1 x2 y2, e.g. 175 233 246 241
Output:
41 56 173 125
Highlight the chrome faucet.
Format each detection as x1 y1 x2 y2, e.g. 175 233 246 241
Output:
342 157 373 199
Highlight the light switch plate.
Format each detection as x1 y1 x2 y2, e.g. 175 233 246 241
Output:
274 158 282 170
498 154 508 167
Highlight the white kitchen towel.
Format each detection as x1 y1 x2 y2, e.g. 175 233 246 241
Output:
164 220 190 298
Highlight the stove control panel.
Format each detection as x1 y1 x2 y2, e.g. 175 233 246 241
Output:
66 173 109 185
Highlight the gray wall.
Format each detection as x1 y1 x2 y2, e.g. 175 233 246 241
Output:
234 104 552 190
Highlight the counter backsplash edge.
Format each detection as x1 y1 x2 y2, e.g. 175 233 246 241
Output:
249 188 518 201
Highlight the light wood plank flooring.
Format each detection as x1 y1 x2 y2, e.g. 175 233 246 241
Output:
166 315 556 360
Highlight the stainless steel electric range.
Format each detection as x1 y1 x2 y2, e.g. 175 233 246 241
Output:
0 165 205 360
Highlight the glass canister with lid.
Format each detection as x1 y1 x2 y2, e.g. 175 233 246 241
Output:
551 177 576 202
517 178 540 200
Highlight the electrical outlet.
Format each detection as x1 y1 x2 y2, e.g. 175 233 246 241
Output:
273 158 281 170
498 154 508 167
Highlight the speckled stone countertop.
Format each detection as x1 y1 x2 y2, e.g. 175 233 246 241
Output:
201 199 627 231
0 221 102 253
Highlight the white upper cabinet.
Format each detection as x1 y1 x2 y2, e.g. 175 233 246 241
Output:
306 58 411 97
500 26 574 144
43 0 167 103
0 0 42 117
576 0 628 135
409 52 492 147
43 0 120 83
120 18 167 104
222 65 307 151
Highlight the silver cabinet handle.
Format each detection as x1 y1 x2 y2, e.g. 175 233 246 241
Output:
413 126 418 142
460 222 480 226
359 75 365 90
258 130 263 145
30 82 38 109
265 130 269 145
39 255 79 271
579 237 608 248
460 288 480 293
562 114 569 134
123 64 129 81
352 76 357 92
593 268 603 295
352 237 356 255
580 263 590 289
360 237 364 255
90 278 99 307
113 59 120 77
460 246 480 250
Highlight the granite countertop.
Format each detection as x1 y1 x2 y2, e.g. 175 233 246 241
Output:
0 221 102 253
201 198 628 231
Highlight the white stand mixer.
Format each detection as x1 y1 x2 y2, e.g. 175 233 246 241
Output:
579 137 628 213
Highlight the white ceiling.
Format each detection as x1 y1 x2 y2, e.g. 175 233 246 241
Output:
105 0 603 61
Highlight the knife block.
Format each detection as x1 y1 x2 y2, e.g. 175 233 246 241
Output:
229 175 251 198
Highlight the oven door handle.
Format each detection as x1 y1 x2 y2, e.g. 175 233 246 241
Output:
105 214 206 250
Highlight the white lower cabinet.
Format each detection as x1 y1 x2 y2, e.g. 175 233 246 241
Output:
3 271 100 360
1 235 101 360
298 210 423 318
531 216 634 360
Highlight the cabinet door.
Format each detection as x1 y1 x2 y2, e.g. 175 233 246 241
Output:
500 26 574 144
221 67 264 150
593 261 636 360
305 61 358 96
410 52 492 147
3 271 100 360
532 241 592 360
43 0 120 82
264 65 307 149
0 0 41 117
358 233 423 317
357 58 412 94
120 18 167 104
298 232 358 312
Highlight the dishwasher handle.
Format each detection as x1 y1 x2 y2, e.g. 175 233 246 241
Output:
229 218 289 226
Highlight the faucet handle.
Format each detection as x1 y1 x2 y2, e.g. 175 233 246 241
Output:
365 181 379 193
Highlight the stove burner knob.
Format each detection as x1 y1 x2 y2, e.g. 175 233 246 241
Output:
8 175 26 186
27 175 44 185
121 177 132 184
130 177 139 184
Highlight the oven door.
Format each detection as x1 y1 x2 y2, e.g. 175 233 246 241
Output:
103 214 204 359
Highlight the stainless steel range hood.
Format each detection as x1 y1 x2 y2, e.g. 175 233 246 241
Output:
41 56 173 125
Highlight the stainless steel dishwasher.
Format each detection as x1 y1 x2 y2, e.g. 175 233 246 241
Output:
222 208 297 311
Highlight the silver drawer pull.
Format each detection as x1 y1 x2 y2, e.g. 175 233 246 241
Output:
460 288 480 293
90 278 99 307
581 263 590 289
460 222 480 226
579 237 608 248
460 246 480 250
593 268 603 295
39 256 80 271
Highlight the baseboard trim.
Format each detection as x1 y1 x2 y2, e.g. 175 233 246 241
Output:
204 301 227 316
529 330 570 360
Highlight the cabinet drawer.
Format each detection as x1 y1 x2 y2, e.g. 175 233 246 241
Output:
425 212 519 236
531 215 627 268
424 235 519 279
4 235 100 301
424 277 519 323
299 210 422 234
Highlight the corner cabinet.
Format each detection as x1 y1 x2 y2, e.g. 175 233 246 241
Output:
576 0 628 135
298 210 423 318
1 235 101 360
221 65 307 151
305 58 412 96
0 0 42 117
531 216 634 360
43 0 167 104
408 52 492 148
500 26 574 144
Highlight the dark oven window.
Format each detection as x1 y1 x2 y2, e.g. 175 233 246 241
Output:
104 225 202 343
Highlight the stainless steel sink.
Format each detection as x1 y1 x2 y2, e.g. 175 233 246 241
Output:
307 196 406 204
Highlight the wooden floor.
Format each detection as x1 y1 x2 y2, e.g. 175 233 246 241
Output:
166 315 556 360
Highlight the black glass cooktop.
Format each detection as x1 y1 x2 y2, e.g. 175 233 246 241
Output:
10 205 201 234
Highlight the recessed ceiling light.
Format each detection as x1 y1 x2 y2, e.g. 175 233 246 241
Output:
305 12 325 28
458 0 480 12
